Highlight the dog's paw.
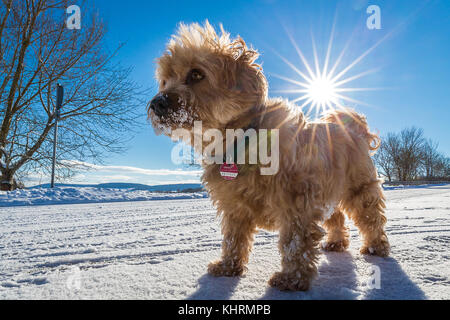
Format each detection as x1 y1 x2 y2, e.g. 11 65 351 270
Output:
322 239 349 252
268 272 311 291
207 260 246 277
360 236 390 257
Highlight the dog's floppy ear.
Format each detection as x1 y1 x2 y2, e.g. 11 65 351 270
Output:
224 37 268 102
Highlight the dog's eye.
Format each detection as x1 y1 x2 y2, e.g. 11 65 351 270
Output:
161 80 166 87
186 69 204 84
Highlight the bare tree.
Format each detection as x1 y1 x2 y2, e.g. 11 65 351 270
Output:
392 127 425 181
0 0 145 190
373 140 394 182
374 127 450 182
429 154 449 180
444 157 450 178
422 139 440 179
374 132 402 182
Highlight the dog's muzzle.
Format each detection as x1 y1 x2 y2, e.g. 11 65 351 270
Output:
149 93 169 117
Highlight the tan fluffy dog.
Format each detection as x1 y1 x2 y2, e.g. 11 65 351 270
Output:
148 21 390 291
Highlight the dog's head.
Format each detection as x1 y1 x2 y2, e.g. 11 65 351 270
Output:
148 21 268 135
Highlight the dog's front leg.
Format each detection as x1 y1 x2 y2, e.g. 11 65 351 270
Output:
269 214 324 291
208 214 256 277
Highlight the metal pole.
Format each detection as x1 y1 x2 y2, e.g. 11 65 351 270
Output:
51 84 64 188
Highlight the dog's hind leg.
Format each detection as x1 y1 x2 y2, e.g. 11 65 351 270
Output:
322 209 350 252
269 208 324 291
343 180 390 257
208 213 256 277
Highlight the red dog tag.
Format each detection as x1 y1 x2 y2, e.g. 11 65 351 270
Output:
220 163 239 180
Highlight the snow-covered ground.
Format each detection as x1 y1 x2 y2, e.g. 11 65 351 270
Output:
0 185 449 299
0 186 207 207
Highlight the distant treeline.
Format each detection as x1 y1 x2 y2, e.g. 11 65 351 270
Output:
153 187 205 193
373 127 450 182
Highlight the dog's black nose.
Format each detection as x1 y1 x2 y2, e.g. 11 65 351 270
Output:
149 94 169 117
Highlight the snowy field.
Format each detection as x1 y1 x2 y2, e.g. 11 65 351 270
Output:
0 185 449 299
0 186 207 207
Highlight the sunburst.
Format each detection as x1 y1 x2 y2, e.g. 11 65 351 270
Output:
271 17 392 119
305 75 338 108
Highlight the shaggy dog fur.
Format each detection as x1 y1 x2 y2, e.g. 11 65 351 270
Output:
148 21 390 291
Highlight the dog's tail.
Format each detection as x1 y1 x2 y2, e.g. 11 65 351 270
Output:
321 109 380 152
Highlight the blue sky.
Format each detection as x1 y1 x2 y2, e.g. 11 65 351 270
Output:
55 0 450 186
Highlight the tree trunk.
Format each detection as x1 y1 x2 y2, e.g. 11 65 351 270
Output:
0 169 15 191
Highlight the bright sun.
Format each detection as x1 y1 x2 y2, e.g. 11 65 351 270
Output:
272 19 387 118
306 76 337 107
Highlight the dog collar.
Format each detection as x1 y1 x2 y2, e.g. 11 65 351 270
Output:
221 126 274 177
219 105 269 178
222 111 259 165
